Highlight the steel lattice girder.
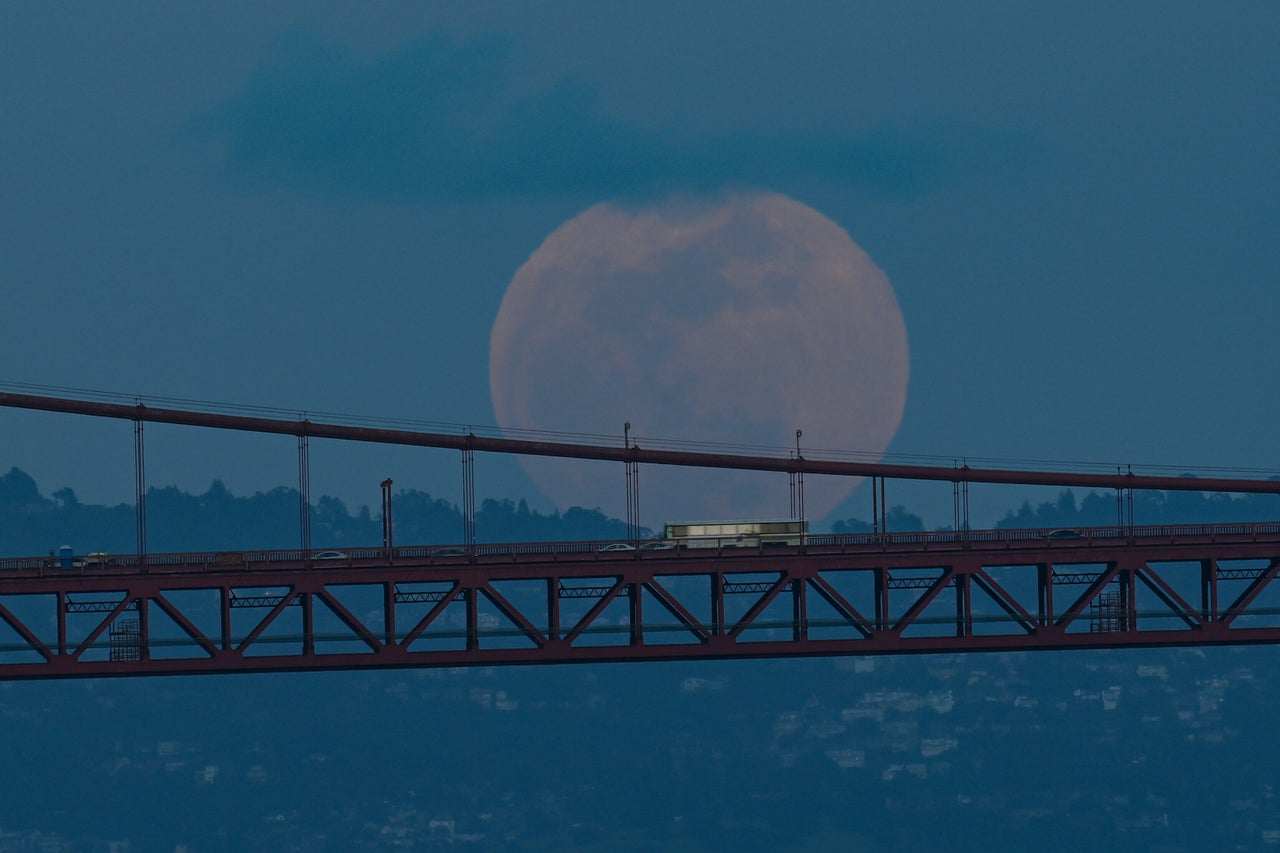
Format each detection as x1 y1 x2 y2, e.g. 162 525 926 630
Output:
0 538 1278 679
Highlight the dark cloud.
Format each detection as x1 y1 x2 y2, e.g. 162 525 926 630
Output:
204 30 1028 202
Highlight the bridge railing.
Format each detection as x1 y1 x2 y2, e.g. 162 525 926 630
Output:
5 519 1280 575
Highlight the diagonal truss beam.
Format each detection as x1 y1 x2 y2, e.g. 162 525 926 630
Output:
313 588 383 654
1134 565 1202 630
806 574 874 638
399 583 463 649
1054 563 1121 630
73 595 137 659
971 569 1039 635
236 589 298 654
563 578 626 645
1221 559 1280 626
727 574 792 639
891 568 955 634
643 579 711 643
0 537 1278 678
0 598 53 661
150 591 219 657
478 583 548 648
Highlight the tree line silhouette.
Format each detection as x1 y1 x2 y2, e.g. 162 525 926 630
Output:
0 467 634 557
1 465 1277 558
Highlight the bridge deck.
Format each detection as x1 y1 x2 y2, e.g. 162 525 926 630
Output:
0 522 1277 679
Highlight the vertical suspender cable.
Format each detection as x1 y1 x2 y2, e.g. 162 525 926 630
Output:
788 432 798 525
462 440 476 549
134 414 146 565
624 423 640 543
298 428 311 555
881 477 888 537
872 475 879 536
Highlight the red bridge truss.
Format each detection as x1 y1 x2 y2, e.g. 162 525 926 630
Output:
4 386 1280 679
3 523 1280 680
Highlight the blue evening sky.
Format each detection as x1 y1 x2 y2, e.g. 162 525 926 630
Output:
1 2 1276 528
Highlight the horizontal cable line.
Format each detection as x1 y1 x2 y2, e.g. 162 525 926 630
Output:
3 379 1278 481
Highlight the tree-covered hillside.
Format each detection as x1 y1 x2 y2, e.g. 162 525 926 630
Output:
0 467 638 556
997 486 1280 529
3 465 1278 559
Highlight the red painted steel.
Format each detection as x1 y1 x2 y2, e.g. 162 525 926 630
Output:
3 390 1279 493
0 522 1278 679
4 388 1280 680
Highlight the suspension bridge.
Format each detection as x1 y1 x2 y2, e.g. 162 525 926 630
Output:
2 387 1280 681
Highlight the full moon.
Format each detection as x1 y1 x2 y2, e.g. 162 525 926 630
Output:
489 191 909 527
